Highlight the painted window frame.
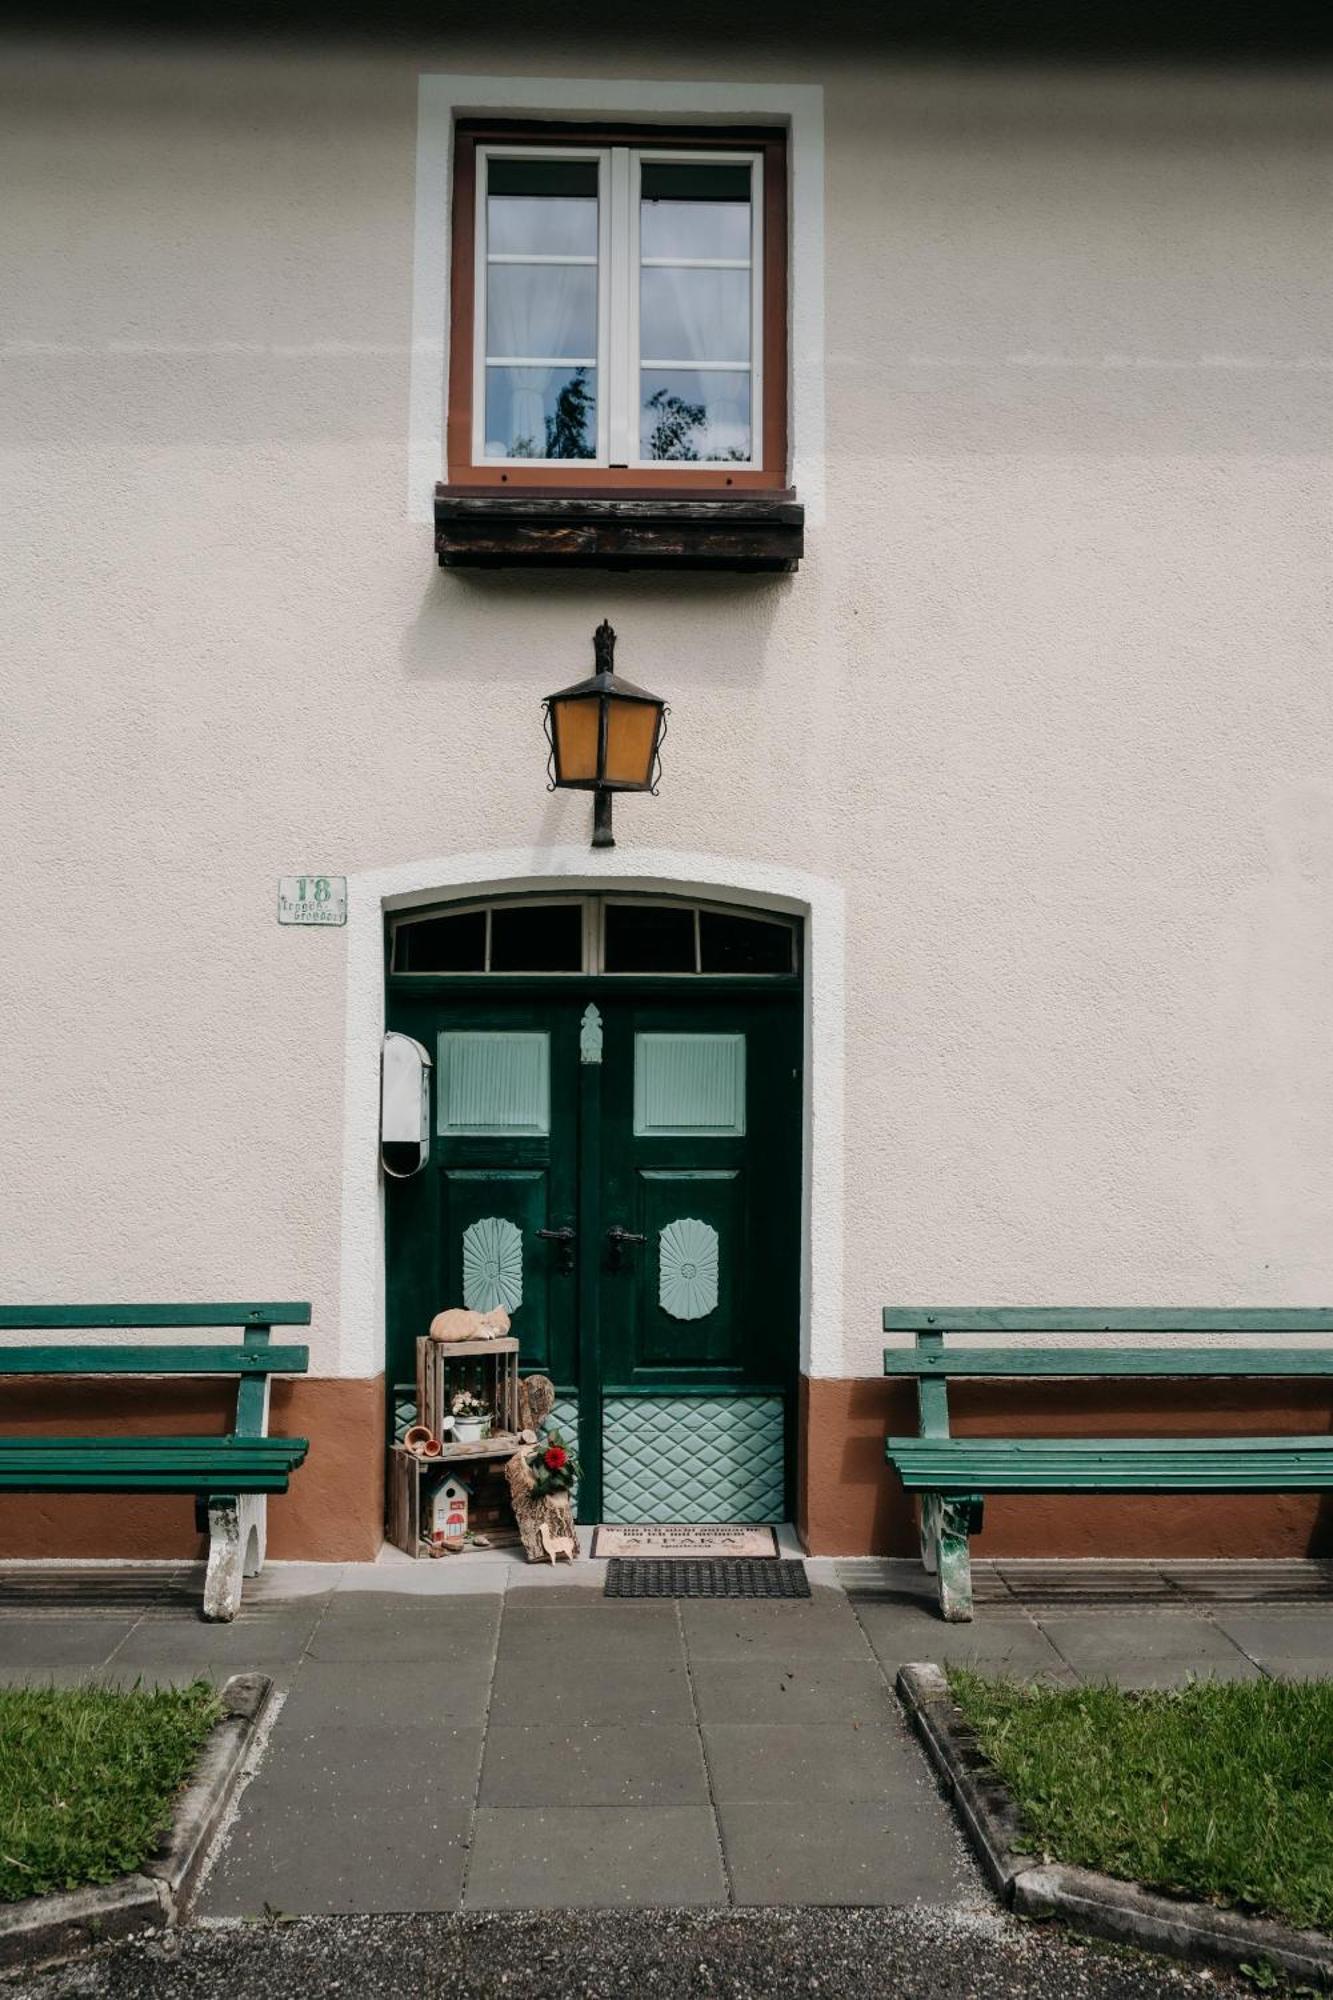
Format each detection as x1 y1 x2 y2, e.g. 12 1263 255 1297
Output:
389 892 799 977
448 121 789 493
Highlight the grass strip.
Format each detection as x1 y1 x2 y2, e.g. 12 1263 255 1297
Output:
0 1681 222 1901
948 1668 1333 1934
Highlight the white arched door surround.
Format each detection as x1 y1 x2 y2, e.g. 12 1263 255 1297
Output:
337 846 844 1383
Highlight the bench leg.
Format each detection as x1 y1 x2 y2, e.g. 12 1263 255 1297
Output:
203 1501 243 1621
921 1493 979 1623
202 1494 268 1621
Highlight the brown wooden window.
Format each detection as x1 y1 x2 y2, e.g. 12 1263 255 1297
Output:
446 122 789 493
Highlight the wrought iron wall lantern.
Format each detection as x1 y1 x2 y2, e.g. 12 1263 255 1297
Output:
542 622 669 850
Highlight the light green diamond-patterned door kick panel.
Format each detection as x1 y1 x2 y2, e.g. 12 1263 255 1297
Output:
541 1397 580 1462
461 1216 524 1315
602 1397 784 1523
437 1031 550 1136
658 1218 720 1321
392 1384 418 1444
633 1033 746 1136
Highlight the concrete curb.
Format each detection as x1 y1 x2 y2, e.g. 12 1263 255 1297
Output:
896 1662 1333 1991
0 1673 273 1976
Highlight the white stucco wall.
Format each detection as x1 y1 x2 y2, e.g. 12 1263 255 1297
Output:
1 35 1330 1383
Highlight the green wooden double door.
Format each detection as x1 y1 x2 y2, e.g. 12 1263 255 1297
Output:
385 985 802 1522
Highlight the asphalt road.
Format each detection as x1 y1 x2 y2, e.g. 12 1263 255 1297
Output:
15 1908 1249 1999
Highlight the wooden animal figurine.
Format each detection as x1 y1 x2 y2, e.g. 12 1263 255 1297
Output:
538 1520 576 1564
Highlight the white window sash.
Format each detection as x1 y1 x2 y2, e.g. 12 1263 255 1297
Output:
472 144 611 468
472 142 763 472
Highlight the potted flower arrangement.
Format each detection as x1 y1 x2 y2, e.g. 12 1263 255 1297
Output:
450 1390 492 1444
527 1429 581 1497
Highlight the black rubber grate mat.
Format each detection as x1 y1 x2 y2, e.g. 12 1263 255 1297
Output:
605 1558 811 1599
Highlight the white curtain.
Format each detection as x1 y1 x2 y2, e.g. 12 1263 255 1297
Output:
641 264 750 459
487 264 592 456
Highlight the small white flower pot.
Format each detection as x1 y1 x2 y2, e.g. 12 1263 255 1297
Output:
454 1417 489 1443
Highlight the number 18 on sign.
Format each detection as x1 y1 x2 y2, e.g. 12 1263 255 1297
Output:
278 875 347 927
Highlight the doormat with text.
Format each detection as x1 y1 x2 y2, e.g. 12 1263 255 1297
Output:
590 1524 780 1560
605 1558 810 1599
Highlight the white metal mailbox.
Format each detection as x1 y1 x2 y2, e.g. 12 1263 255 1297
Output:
381 1032 432 1179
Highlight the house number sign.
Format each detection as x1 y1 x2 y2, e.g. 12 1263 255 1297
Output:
277 875 347 926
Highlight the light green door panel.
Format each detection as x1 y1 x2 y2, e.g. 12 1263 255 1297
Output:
602 1396 785 1523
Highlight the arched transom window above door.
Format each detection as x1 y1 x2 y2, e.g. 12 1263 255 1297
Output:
389 895 798 977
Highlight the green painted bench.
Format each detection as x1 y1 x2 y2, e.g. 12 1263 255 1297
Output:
0 1304 311 1621
883 1308 1333 1622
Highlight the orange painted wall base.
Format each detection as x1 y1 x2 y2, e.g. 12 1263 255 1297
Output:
0 1375 385 1563
798 1374 1333 1559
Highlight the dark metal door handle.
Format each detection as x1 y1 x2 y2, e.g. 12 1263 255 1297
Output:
606 1225 647 1271
537 1225 576 1275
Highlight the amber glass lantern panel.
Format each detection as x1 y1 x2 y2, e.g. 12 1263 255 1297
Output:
551 695 601 783
603 697 660 788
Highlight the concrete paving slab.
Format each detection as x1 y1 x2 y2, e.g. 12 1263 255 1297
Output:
337 1561 509 1597
307 1595 500 1664
0 1617 138 1669
680 1591 870 1661
853 1603 1073 1680
279 1656 496 1731
1211 1609 1333 1651
464 1806 727 1909
479 1723 710 1808
501 1580 611 1606
489 1650 694 1726
688 1654 898 1724
496 1602 682 1662
248 1721 486 1811
701 1721 919 1804
717 1798 977 1907
202 1803 471 1916
505 1566 607 1594
1037 1614 1259 1686
1211 1610 1333 1675
109 1608 325 1672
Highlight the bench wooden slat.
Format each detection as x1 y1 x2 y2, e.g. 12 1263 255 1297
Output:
0 1345 311 1375
0 1473 302 1493
0 1448 306 1464
890 1434 1333 1454
884 1308 1333 1335
883 1347 1333 1377
0 1303 312 1331
887 1437 1333 1492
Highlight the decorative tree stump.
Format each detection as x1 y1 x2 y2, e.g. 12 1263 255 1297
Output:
505 1446 580 1563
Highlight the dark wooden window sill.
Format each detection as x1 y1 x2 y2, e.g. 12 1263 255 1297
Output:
434 487 804 574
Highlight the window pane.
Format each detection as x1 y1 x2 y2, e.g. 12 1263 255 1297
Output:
396 911 486 972
487 156 599 256
489 195 598 256
489 904 583 972
641 160 751 263
641 196 751 263
699 911 793 974
640 369 750 462
485 365 596 459
640 160 752 204
640 267 749 366
604 903 696 973
487 263 597 362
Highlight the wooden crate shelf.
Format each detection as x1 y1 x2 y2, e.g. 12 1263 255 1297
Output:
417 1336 520 1442
386 1443 523 1558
